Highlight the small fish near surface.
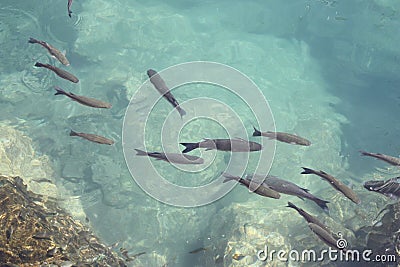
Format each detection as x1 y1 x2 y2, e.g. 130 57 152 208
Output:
359 150 400 166
135 149 204 164
180 138 262 153
54 87 112 108
70 130 114 145
308 223 346 252
286 202 331 233
301 167 360 204
147 69 186 118
247 174 329 211
34 62 79 83
28 37 70 66
364 177 400 200
67 0 73 18
253 126 311 146
222 173 281 199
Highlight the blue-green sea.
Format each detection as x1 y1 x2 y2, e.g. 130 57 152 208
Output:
1 0 400 266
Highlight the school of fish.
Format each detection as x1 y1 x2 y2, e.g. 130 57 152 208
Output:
21 1 400 263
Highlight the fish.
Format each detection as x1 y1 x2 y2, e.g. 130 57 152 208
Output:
54 87 112 108
67 0 73 18
247 174 329 211
135 149 204 164
147 69 186 117
180 138 262 153
189 247 208 254
252 126 311 146
301 167 360 204
359 150 400 166
286 202 331 233
69 130 114 145
31 178 53 184
308 223 346 251
222 173 281 199
28 37 70 66
232 253 245 261
364 177 400 199
32 231 53 240
34 62 79 83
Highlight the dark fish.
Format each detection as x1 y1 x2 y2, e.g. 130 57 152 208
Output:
147 69 186 117
222 173 281 199
34 62 79 83
135 149 204 164
248 174 329 211
360 150 400 166
232 253 245 261
70 130 114 145
301 167 360 204
308 223 346 251
67 0 73 18
31 178 53 184
28 38 70 66
32 231 52 240
286 202 331 233
364 177 400 199
180 138 262 153
253 126 311 146
54 87 112 108
189 247 207 254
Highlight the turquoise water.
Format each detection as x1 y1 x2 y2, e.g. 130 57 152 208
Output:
1 0 400 266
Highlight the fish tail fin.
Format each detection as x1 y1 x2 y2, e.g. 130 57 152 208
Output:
68 11 72 18
221 173 239 183
28 37 38 44
177 106 186 118
286 201 296 209
34 62 45 68
252 126 262 137
69 130 78 136
54 86 66 96
314 198 329 212
134 149 148 156
180 142 199 153
301 167 315 175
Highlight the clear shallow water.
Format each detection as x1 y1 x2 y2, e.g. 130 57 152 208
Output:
1 0 400 266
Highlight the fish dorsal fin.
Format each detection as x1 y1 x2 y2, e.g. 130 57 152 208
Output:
300 187 309 192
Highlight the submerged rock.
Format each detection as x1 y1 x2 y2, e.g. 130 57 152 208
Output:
0 175 126 266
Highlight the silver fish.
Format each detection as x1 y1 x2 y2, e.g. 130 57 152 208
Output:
301 167 360 204
180 138 262 153
147 69 186 117
360 150 400 166
70 130 114 145
253 126 311 146
364 177 400 199
308 223 346 251
135 149 204 164
29 38 70 66
247 174 329 211
222 173 281 199
54 87 112 108
34 62 78 83
286 202 331 233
